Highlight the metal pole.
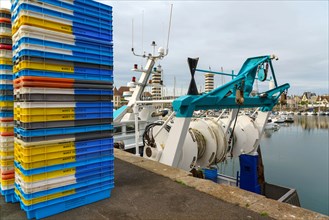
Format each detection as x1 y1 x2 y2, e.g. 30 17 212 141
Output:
154 111 175 138
133 104 140 156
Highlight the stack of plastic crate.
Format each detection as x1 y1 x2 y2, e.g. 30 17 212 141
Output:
0 8 16 203
11 0 114 218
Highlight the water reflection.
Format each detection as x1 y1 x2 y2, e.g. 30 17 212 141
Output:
294 115 329 130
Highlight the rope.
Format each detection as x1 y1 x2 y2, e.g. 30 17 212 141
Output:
189 128 206 159
228 107 240 157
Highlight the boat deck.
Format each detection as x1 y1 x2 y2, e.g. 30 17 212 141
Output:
1 159 271 220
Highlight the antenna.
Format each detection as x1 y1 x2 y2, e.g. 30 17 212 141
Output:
141 10 144 55
131 19 134 50
165 4 173 55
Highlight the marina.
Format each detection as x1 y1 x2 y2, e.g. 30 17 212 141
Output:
0 0 328 219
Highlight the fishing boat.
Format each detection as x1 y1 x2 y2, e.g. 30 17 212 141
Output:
136 54 300 206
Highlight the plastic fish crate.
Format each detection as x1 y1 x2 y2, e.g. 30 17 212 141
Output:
0 8 11 20
15 167 114 194
0 75 12 80
15 141 112 160
17 187 112 219
16 181 112 207
15 137 112 154
13 41 113 57
14 37 113 57
0 58 12 65
13 24 112 47
16 175 114 200
0 27 11 37
0 111 13 118
0 149 14 157
15 113 112 123
14 76 113 89
15 130 112 143
13 43 113 60
15 157 114 180
0 23 11 28
15 149 113 170
1 172 14 180
0 49 12 59
15 124 112 137
0 177 14 187
16 55 113 72
14 70 113 82
15 183 113 209
15 118 113 130
12 4 112 30
0 85 13 91
15 94 112 102
1 183 15 191
15 102 113 109
0 135 14 143
12 0 112 20
0 64 13 70
14 87 112 96
0 69 13 75
0 101 14 108
14 49 113 66
13 15 112 41
0 44 12 50
1 188 18 203
14 60 113 76
0 90 13 96
15 107 112 115
0 37 12 45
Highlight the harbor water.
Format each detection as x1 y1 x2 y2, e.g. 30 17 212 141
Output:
261 115 329 216
220 115 329 216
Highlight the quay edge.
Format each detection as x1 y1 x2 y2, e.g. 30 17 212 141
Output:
114 149 329 220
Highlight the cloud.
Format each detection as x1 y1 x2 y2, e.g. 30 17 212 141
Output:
4 0 328 95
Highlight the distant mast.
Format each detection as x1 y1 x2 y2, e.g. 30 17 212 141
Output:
205 67 214 93
152 64 163 100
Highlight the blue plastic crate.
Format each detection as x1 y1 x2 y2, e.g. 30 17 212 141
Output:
0 96 14 101
14 50 113 66
14 124 113 137
0 74 13 80
16 149 113 170
0 64 13 70
0 84 13 89
17 187 113 219
14 37 113 56
15 155 114 176
0 111 13 117
12 4 112 30
12 0 112 20
1 188 19 203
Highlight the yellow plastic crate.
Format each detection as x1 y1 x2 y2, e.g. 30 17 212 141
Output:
0 126 14 133
14 114 75 123
14 141 75 156
15 188 75 205
0 101 14 108
15 107 75 115
1 179 14 186
1 159 14 166
0 150 14 157
13 15 73 34
15 167 76 183
15 146 76 162
15 155 76 170
0 58 12 65
14 60 74 73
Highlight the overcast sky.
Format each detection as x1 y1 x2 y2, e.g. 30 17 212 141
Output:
2 0 328 95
